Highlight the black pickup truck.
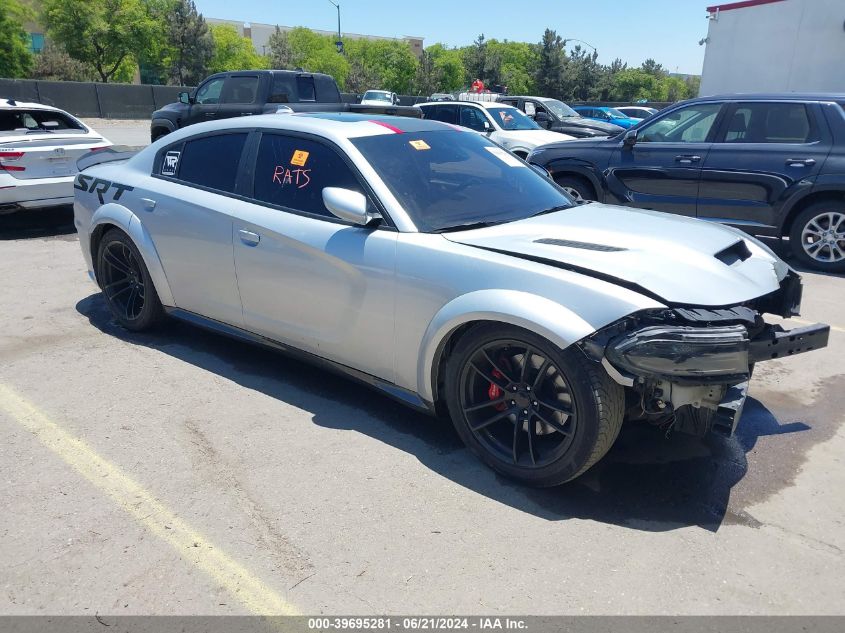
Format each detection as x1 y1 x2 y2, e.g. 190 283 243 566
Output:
150 70 420 142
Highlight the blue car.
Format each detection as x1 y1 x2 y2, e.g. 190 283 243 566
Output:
572 106 642 129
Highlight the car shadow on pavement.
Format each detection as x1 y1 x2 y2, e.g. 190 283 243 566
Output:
0 205 76 240
76 293 811 533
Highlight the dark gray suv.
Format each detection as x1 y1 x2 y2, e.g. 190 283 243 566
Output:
528 94 845 273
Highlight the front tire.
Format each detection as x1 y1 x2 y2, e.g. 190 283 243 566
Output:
788 202 845 273
444 324 624 486
554 175 596 203
96 229 164 331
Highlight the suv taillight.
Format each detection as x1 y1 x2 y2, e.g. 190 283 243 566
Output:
0 151 25 172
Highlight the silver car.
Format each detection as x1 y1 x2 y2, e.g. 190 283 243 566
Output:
73 113 829 486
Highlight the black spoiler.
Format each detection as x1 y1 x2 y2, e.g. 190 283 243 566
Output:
77 147 138 171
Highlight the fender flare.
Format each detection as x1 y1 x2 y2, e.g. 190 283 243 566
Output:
416 289 598 404
89 204 175 307
150 118 177 138
544 159 604 200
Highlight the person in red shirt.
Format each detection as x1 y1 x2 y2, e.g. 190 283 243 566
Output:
470 78 485 93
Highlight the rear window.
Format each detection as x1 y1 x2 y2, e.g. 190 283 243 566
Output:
723 102 817 144
176 133 248 193
0 108 86 133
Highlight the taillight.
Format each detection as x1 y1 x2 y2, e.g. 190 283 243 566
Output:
0 151 25 172
90 146 109 152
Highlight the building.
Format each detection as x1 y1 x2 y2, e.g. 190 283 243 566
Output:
207 18 424 59
699 0 845 96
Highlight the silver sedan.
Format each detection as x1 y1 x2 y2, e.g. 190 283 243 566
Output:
73 113 828 486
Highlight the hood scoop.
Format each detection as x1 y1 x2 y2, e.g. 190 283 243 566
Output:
534 238 626 253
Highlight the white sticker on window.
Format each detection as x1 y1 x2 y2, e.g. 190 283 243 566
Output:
161 150 180 176
485 146 525 167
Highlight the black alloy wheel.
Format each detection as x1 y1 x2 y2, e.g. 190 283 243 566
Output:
97 229 163 331
445 325 624 486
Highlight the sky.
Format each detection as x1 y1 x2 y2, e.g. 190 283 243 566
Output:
193 0 712 75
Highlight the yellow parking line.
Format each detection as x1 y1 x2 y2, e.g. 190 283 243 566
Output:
788 317 845 334
0 383 299 616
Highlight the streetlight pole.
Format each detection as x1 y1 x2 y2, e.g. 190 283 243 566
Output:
562 38 597 55
327 0 343 53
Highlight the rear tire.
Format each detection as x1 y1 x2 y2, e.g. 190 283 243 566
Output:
554 175 596 203
96 229 164 331
444 324 624 486
788 202 845 273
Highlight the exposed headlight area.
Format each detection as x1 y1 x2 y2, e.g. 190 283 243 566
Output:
606 324 750 381
580 305 829 438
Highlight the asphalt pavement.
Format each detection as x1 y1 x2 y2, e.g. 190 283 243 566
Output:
1 212 843 616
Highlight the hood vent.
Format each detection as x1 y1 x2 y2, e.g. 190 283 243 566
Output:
715 240 752 266
534 238 626 252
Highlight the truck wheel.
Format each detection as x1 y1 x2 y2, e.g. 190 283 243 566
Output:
151 128 169 143
554 175 596 203
788 202 845 273
444 324 624 486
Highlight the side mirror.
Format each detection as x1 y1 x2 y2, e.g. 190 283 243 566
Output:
322 187 380 226
623 128 638 147
483 120 493 134
178 91 192 105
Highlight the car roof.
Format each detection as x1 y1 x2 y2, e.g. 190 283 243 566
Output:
0 99 65 113
151 112 452 146
478 102 516 110
689 93 845 103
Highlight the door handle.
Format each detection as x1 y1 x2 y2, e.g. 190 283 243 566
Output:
786 158 815 167
238 229 260 246
204 112 215 118
674 155 701 164
140 198 156 212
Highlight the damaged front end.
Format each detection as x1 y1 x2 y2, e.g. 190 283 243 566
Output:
580 272 830 437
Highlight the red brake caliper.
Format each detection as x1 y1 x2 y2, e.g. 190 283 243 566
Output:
488 369 507 411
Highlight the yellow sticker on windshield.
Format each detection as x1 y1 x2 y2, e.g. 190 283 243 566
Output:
291 150 309 166
409 139 430 150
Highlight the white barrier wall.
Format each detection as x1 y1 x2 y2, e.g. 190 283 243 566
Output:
699 0 845 96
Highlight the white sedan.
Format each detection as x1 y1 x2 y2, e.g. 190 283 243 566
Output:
417 101 574 158
0 99 111 215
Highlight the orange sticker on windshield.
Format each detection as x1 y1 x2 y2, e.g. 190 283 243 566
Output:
409 139 430 150
291 150 309 166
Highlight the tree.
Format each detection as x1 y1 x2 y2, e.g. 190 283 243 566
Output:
43 0 158 82
641 58 667 79
208 23 267 74
164 0 213 85
535 29 565 99
274 27 349 87
609 68 662 101
268 26 294 69
0 0 33 79
563 44 600 101
32 43 95 82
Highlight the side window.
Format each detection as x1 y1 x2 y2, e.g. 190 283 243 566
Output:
427 105 457 124
195 78 225 105
221 76 259 104
177 133 248 193
638 103 722 143
580 108 593 117
524 101 536 116
252 134 365 218
723 102 816 144
459 106 488 131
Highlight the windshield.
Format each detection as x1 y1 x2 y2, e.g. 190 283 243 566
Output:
0 108 87 134
606 108 629 119
363 91 391 102
542 99 580 119
486 107 541 131
351 129 573 232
